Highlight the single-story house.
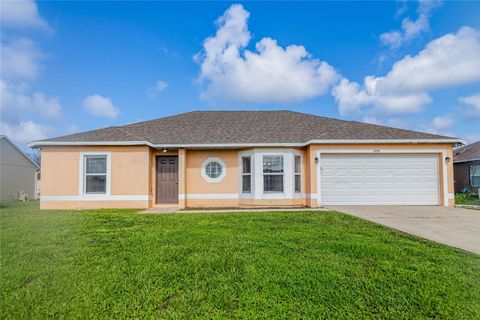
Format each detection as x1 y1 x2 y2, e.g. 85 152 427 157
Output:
28 111 462 210
1 135 40 201
453 140 480 193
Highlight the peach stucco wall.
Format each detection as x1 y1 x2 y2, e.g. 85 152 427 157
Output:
40 142 454 209
41 147 80 196
41 146 150 209
185 149 239 194
184 149 239 208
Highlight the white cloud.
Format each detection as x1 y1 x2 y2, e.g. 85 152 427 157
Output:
0 38 44 80
0 79 61 119
332 27 480 116
146 80 168 98
196 4 339 104
0 0 50 30
459 93 480 118
83 95 119 118
32 92 61 117
432 114 454 131
424 114 454 135
380 0 442 49
0 121 52 144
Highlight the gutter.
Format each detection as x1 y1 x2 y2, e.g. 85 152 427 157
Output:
28 138 465 149
453 159 480 164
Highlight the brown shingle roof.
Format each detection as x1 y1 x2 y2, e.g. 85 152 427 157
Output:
453 140 480 163
30 110 458 146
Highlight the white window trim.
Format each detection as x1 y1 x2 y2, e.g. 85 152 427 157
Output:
238 149 299 200
293 153 302 193
241 155 252 194
262 154 285 193
79 152 111 198
201 157 226 183
315 148 449 207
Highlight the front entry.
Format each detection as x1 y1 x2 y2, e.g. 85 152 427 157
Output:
156 156 178 204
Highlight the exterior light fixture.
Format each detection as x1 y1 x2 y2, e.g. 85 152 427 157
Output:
315 156 319 164
162 148 168 153
445 156 451 163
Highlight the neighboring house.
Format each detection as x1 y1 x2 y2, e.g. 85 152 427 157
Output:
28 111 462 210
453 140 480 194
1 135 40 201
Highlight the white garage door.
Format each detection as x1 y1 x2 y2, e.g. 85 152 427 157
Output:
320 154 439 205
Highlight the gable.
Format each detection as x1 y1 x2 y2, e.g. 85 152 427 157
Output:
0 137 39 169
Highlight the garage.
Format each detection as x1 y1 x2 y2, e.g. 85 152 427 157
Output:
319 154 440 205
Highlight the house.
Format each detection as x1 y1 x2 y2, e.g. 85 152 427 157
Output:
1 135 40 201
453 140 480 194
28 111 462 210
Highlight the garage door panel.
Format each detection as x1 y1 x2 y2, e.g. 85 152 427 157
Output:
320 154 439 205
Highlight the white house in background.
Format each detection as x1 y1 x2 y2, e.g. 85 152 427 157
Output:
0 135 40 201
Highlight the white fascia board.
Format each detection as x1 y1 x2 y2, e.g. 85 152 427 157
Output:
28 138 464 148
28 140 154 148
453 159 480 164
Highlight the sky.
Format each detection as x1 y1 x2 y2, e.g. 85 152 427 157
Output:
1 0 479 149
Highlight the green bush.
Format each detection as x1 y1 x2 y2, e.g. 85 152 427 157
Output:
455 192 480 205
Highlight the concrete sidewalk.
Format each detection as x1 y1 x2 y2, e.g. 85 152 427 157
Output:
139 207 329 214
328 205 480 254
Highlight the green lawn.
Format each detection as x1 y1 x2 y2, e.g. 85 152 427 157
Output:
1 202 479 319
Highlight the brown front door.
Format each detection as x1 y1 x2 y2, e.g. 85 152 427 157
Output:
156 156 178 204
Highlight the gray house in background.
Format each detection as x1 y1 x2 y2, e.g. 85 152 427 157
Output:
0 135 40 201
453 140 480 194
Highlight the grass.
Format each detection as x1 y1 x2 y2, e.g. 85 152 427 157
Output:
1 202 479 319
455 192 480 206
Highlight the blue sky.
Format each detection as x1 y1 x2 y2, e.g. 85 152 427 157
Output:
1 0 479 148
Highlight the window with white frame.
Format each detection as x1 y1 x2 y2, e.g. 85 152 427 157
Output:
470 164 480 187
242 156 252 193
205 161 222 179
294 155 301 193
263 155 284 192
201 157 226 183
84 155 107 194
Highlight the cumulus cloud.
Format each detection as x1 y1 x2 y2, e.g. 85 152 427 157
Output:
332 27 480 117
0 38 44 80
83 95 119 118
0 79 61 120
459 93 480 118
196 4 339 104
0 0 50 30
0 121 52 144
146 80 168 98
380 0 442 49
0 1 58 145
425 114 454 135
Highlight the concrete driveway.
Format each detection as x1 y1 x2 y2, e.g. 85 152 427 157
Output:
328 206 480 254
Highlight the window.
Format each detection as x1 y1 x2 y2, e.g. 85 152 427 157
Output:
205 161 222 179
84 155 107 194
471 164 480 187
294 155 301 193
263 155 284 192
201 157 226 183
242 156 251 193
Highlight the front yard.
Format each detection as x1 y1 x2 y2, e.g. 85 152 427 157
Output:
1 202 479 319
